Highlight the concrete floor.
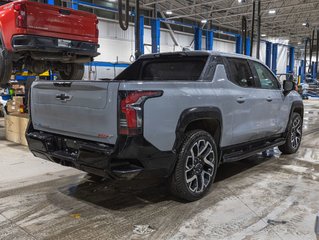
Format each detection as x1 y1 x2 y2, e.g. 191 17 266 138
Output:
0 101 319 240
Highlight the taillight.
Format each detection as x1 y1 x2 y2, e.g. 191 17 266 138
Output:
119 91 162 136
14 3 27 28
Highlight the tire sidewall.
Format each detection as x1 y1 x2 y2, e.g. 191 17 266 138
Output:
176 130 218 200
58 63 84 80
281 112 302 154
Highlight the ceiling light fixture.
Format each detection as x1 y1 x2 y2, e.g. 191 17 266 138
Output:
261 34 267 37
201 19 208 24
165 10 173 15
302 23 307 26
269 10 276 14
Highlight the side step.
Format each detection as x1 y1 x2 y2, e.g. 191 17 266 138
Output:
223 138 286 162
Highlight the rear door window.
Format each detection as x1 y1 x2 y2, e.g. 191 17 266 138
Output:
226 58 255 88
142 58 206 81
115 56 208 81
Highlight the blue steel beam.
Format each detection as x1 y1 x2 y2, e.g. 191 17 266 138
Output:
271 44 278 74
138 16 144 55
265 41 272 68
194 27 202 50
288 46 295 73
206 30 213 51
312 62 316 78
151 19 160 53
47 0 54 5
299 60 306 83
314 62 318 79
72 0 78 10
245 37 251 56
159 19 195 29
78 1 118 13
236 35 242 54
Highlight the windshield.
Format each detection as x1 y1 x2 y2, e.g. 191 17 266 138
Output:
115 56 208 81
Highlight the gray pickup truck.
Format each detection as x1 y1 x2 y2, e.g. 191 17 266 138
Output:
26 51 303 201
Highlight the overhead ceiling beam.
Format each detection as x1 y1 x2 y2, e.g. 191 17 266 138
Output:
218 8 319 25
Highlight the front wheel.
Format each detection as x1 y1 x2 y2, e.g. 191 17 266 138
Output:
279 112 302 154
170 130 218 201
58 63 84 80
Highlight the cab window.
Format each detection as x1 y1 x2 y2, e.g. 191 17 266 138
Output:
227 58 255 88
253 61 280 89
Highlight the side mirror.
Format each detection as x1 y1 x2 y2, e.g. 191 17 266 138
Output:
283 80 295 93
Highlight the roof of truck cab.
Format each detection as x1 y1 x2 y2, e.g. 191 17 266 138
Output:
139 50 264 63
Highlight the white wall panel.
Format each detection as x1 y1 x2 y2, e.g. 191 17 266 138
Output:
95 18 290 80
96 19 238 63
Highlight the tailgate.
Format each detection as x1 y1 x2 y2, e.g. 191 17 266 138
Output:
31 81 119 144
25 2 97 40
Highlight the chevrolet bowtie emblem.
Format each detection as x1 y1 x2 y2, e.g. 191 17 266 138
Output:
56 93 72 102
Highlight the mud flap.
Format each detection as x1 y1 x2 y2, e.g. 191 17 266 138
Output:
0 49 13 88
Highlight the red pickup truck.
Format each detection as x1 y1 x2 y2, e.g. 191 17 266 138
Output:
0 0 99 86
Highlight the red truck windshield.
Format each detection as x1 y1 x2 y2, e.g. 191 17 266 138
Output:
115 56 208 81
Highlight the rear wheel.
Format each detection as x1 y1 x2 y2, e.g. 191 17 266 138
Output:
0 48 13 88
279 112 302 154
58 63 84 80
170 130 218 201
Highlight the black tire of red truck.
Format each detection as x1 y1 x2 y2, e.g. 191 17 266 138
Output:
0 48 13 88
58 63 84 80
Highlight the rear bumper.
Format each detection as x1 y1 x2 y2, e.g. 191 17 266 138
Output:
26 128 176 180
12 35 99 57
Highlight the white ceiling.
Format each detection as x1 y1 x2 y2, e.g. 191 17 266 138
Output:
140 0 319 45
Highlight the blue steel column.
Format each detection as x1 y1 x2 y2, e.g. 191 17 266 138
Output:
194 27 202 50
300 60 305 83
312 62 316 78
138 16 144 55
72 0 78 10
314 62 318 79
265 41 272 68
236 35 242 54
288 46 295 73
271 44 278 74
151 19 160 53
47 0 54 5
245 37 251 56
206 30 213 50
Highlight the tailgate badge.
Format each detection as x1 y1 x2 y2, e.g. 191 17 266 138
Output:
98 134 113 139
56 93 72 102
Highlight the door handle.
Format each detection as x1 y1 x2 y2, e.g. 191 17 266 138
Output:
266 97 273 102
236 97 246 104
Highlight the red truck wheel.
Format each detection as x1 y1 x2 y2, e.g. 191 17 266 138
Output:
58 63 84 80
0 49 13 87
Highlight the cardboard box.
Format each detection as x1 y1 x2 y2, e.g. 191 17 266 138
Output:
5 114 29 146
6 96 24 114
13 96 24 107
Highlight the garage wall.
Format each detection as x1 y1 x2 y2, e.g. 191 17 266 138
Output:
95 18 237 63
91 18 289 79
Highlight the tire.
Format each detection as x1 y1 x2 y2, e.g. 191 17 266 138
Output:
0 49 13 88
170 130 218 201
58 63 84 80
279 112 302 154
